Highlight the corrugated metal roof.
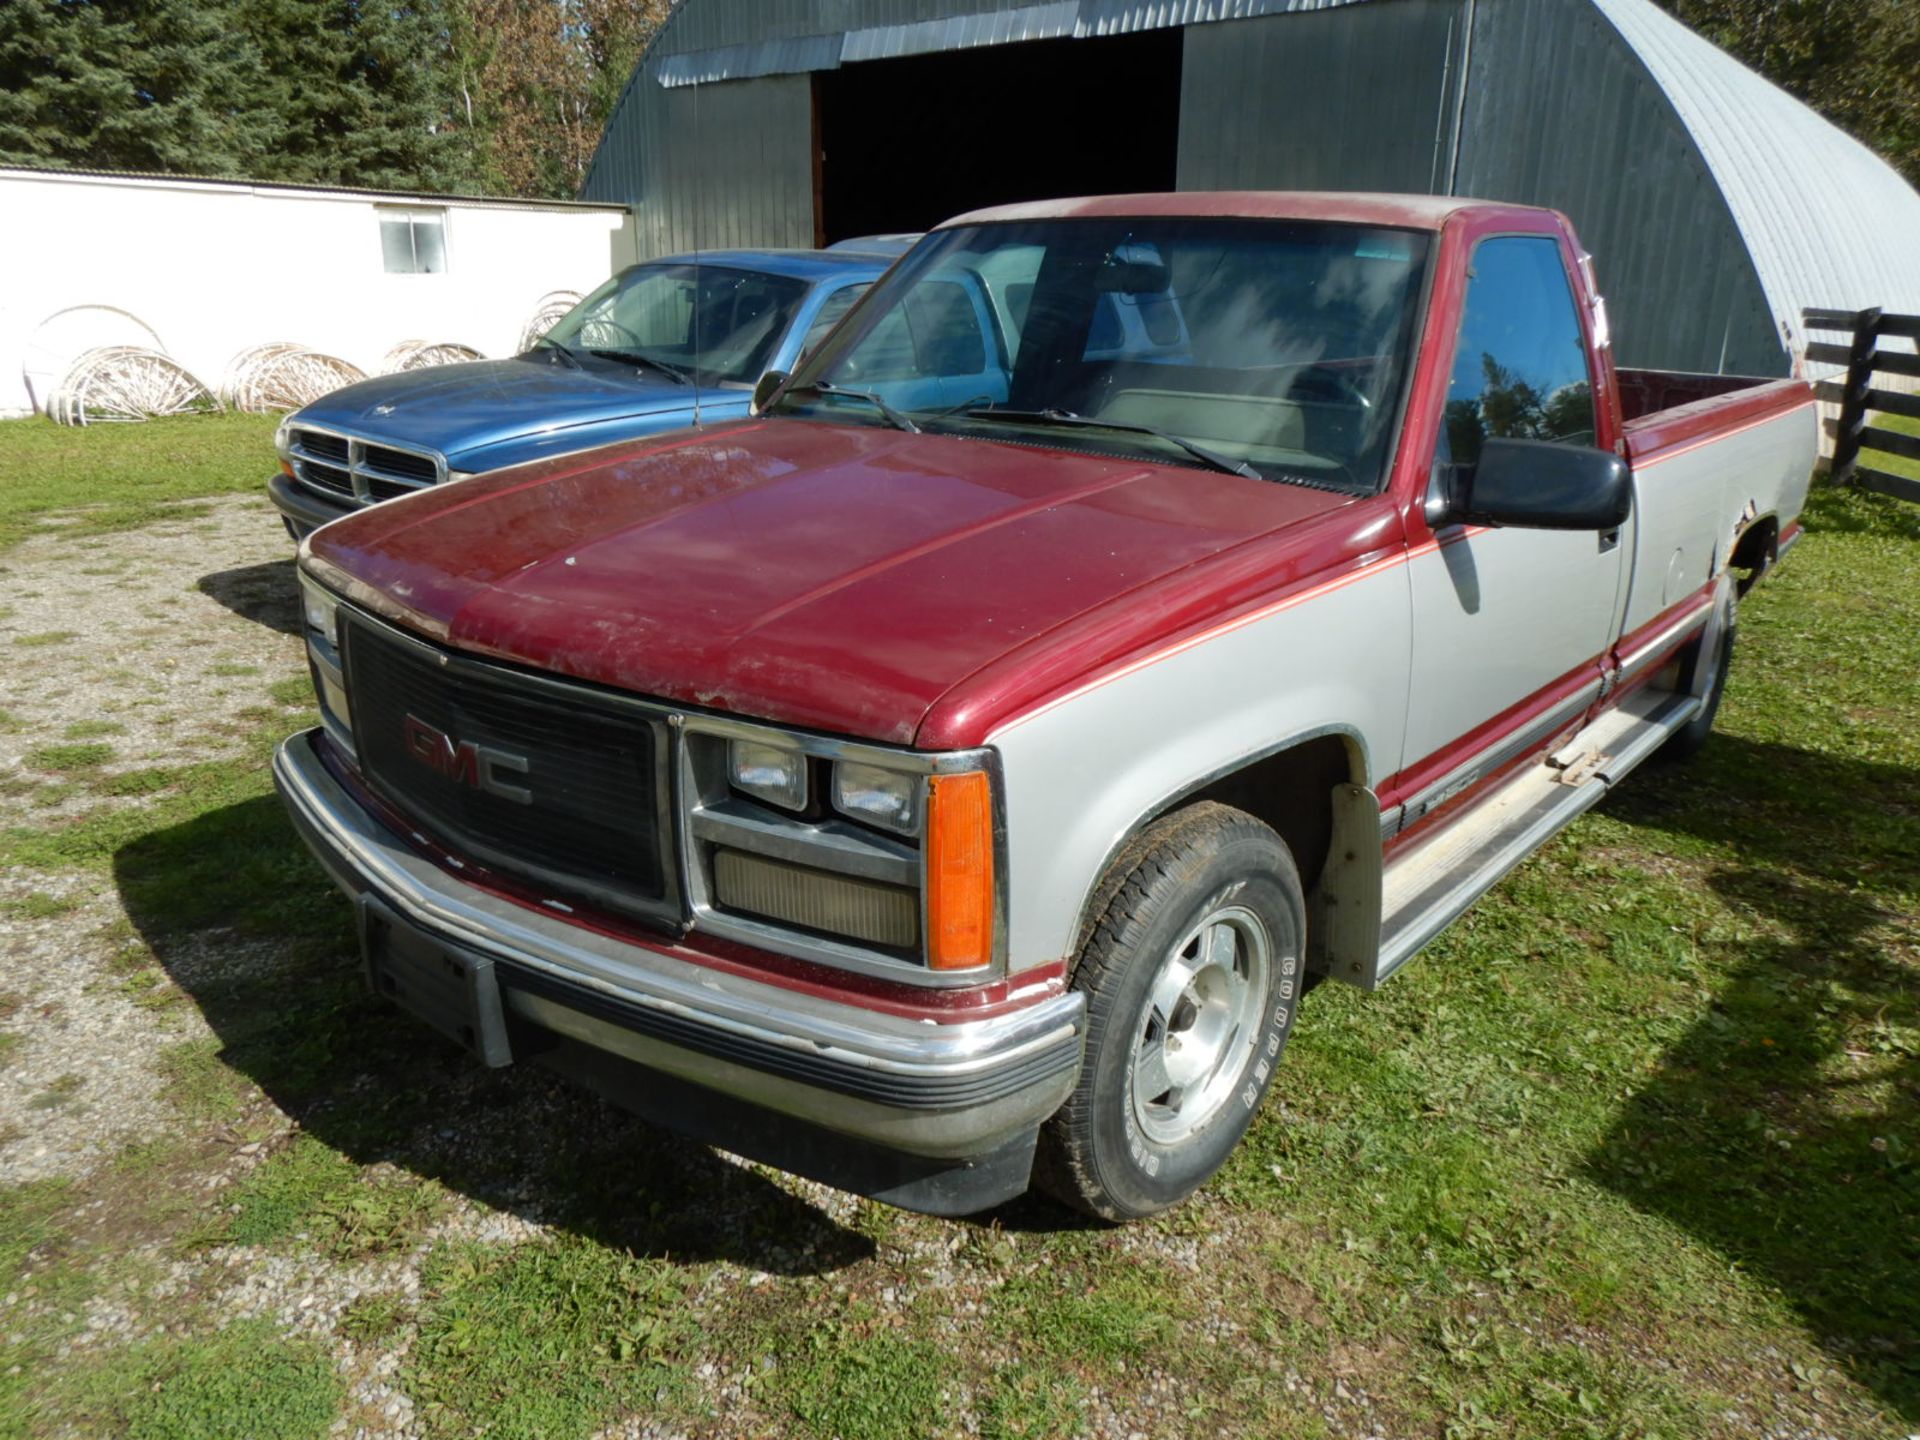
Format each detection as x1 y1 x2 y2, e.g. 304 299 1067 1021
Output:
1075 0 1376 34
839 1 1081 63
648 0 1377 86
656 33 843 87
1593 0 1920 369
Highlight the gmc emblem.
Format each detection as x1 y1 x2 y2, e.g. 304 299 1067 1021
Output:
402 714 531 804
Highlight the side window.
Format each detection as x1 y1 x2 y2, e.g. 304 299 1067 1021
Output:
798 284 869 361
904 281 985 374
840 278 984 381
1442 236 1595 468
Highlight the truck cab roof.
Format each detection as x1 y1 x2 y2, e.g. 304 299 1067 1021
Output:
944 190 1558 234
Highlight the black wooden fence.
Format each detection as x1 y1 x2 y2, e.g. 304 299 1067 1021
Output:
1802 307 1920 505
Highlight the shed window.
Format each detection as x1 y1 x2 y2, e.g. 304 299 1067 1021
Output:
380 208 448 274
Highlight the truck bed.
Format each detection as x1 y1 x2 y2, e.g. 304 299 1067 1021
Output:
1619 368 1813 466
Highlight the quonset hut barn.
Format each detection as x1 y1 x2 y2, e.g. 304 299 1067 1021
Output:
581 0 1920 379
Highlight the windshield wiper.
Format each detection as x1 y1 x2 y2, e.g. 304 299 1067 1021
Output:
536 337 582 371
962 406 1259 480
784 381 920 433
587 349 692 386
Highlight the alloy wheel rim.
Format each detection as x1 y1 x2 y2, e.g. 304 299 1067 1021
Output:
1129 904 1272 1146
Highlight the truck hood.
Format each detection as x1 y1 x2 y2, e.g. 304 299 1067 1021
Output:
292 355 722 463
306 419 1358 745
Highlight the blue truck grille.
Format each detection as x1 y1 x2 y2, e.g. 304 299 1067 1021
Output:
289 428 442 507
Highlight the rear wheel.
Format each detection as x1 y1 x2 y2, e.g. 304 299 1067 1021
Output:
1035 802 1305 1221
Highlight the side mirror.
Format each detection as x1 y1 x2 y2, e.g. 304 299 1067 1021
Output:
1454 437 1630 531
751 369 789 417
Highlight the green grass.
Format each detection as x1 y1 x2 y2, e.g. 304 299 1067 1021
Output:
777 1326 953 1440
0 412 278 553
271 674 317 707
0 890 78 920
51 1319 340 1440
1871 410 1920 481
206 1134 444 1258
26 741 114 772
0 425 1912 1438
409 1238 694 1439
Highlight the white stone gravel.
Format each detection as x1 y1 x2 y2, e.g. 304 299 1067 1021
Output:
0 498 304 1186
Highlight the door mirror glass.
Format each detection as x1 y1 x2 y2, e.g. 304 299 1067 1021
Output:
751 369 789 417
1454 437 1631 531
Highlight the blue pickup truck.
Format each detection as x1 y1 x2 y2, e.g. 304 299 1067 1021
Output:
268 244 906 540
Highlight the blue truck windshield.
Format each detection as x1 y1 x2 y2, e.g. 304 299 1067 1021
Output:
779 218 1433 491
544 263 811 386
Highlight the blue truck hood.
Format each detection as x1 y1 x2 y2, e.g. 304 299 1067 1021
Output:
293 355 734 465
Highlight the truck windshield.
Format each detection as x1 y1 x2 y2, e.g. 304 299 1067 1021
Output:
541 263 811 386
775 218 1432 492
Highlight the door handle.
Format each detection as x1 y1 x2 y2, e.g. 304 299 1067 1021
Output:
1598 528 1621 553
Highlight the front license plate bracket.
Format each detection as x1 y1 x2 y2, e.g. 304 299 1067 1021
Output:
358 897 512 1067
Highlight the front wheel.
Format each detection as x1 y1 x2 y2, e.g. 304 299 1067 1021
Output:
1034 802 1305 1221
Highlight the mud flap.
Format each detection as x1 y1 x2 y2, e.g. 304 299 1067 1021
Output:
357 896 513 1068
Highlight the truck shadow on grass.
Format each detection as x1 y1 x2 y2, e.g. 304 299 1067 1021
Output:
196 560 303 637
113 793 877 1277
1585 733 1920 1419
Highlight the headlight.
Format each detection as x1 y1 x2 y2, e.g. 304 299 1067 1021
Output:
298 572 339 647
297 571 353 749
275 418 294 467
729 739 806 812
832 761 919 835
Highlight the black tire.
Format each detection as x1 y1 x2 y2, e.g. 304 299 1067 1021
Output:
1034 802 1305 1222
1660 594 1736 761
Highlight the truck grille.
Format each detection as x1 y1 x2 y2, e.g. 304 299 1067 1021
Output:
342 616 675 922
288 427 445 507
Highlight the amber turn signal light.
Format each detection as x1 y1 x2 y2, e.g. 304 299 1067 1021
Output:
925 770 994 971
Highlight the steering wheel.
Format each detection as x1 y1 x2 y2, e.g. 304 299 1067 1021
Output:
1286 365 1373 411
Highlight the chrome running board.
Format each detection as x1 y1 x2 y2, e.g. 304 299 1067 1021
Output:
1365 688 1700 990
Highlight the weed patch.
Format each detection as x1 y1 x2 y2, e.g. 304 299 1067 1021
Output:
0 890 78 919
408 1237 693 1439
209 1134 444 1259
49 1318 339 1440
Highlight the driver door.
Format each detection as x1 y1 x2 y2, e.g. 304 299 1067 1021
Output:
1398 235 1627 822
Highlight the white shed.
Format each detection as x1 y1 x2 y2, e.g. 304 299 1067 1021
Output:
0 167 639 418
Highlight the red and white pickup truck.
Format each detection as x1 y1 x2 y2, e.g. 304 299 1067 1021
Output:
276 193 1815 1220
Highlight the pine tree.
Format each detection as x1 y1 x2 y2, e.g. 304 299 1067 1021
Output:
0 0 264 174
238 0 465 192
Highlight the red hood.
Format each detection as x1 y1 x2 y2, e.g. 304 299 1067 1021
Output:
306 419 1364 746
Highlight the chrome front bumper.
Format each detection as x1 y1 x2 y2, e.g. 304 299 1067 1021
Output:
272 731 1083 1200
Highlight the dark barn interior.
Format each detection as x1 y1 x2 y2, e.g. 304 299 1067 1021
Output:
812 29 1184 244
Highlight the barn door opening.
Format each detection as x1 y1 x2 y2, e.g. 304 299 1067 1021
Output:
813 29 1184 246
